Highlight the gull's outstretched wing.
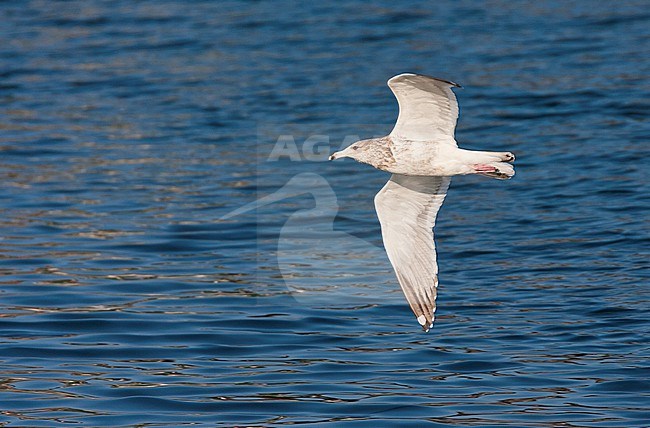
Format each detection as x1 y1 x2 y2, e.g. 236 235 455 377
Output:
374 174 451 332
388 73 461 142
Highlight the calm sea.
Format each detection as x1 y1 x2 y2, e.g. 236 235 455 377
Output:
0 1 648 426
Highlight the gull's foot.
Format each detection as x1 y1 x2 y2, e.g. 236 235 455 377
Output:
473 164 512 180
473 164 498 174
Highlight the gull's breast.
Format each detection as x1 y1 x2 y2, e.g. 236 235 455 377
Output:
389 140 462 176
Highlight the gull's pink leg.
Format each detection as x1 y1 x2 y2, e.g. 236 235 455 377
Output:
473 164 498 173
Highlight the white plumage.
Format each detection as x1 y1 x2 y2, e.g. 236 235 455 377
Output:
374 174 450 331
388 73 460 142
330 73 515 332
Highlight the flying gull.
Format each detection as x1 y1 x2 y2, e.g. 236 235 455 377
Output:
329 73 515 332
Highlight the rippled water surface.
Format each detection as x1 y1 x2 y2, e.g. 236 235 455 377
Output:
1 1 649 426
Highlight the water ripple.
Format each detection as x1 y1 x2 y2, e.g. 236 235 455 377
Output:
0 0 649 426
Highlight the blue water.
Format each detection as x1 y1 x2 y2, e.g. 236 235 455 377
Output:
1 1 649 426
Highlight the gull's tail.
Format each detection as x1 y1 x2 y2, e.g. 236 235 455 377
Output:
473 151 515 180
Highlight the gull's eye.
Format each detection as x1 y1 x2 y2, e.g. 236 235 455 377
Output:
352 146 359 150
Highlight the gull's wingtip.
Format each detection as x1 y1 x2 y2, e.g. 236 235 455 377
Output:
388 73 462 89
417 315 434 333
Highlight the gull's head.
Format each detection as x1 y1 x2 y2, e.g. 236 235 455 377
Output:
328 140 368 162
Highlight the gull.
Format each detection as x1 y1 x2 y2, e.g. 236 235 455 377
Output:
329 73 515 332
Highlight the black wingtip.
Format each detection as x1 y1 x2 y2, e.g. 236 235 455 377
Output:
432 76 462 88
440 77 462 89
392 72 462 89
417 314 435 333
